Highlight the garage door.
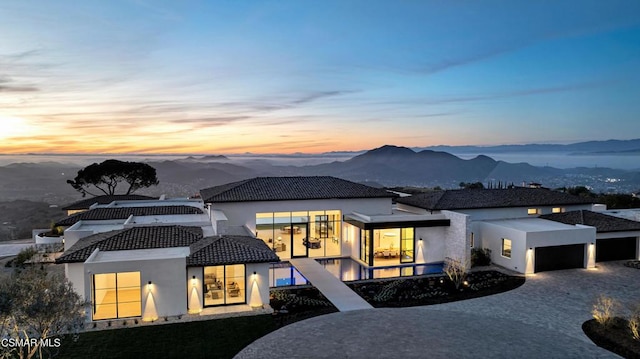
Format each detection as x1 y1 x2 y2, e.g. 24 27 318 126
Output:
596 237 637 262
535 244 584 273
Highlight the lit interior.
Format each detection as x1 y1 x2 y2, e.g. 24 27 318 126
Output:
203 264 245 306
256 210 342 259
93 271 141 320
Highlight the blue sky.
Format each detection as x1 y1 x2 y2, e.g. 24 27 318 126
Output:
1 0 639 154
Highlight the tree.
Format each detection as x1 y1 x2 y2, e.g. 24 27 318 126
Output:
0 267 86 359
459 182 484 189
67 159 159 197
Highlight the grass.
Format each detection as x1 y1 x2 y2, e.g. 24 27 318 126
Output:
56 315 278 359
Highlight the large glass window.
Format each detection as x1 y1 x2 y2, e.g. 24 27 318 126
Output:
360 229 370 264
93 272 141 320
256 210 342 259
400 228 414 263
204 265 246 306
502 238 512 258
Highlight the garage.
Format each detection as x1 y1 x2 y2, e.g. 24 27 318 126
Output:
535 244 585 273
596 237 637 262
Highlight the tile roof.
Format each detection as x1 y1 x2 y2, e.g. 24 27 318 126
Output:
396 187 595 210
56 225 204 263
187 235 280 266
56 205 204 226
61 195 158 210
200 176 395 203
541 210 640 233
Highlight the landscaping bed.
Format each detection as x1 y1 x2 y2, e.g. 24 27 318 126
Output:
348 270 525 307
270 286 339 326
583 318 640 359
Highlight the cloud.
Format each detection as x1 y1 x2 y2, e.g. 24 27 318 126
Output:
289 90 354 105
0 85 38 92
169 116 252 125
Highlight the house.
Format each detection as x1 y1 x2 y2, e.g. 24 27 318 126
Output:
61 194 158 216
57 225 278 321
55 196 278 322
541 210 640 263
54 178 640 322
199 176 466 271
395 187 609 274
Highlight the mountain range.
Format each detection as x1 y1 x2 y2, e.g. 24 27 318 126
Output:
1 141 639 204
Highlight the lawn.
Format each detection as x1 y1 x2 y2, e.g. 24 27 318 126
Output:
55 315 278 359
54 287 337 359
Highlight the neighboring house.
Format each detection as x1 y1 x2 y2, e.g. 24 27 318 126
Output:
61 195 158 216
396 187 606 274
199 176 466 272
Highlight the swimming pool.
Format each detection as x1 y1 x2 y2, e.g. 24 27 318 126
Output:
268 258 443 287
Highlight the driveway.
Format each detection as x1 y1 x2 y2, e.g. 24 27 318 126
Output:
235 262 638 358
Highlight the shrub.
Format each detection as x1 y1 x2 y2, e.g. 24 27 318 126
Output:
630 306 640 341
444 257 469 290
471 248 492 267
592 295 617 327
12 246 38 267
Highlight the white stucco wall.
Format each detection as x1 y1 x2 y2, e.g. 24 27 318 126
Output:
82 251 188 320
478 220 595 274
212 198 393 230
414 227 445 264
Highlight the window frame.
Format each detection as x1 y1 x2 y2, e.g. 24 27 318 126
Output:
501 238 512 259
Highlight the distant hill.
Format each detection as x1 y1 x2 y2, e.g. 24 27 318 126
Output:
0 144 639 204
419 138 640 154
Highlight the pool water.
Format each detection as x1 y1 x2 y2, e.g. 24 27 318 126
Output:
269 258 443 287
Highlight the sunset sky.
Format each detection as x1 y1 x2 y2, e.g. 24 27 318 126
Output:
1 1 640 154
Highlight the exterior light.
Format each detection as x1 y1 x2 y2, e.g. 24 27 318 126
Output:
529 247 532 250
192 275 196 280
591 242 595 245
463 280 469 286
148 281 152 285
419 238 423 241
253 271 257 275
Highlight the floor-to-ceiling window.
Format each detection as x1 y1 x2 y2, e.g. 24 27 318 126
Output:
92 272 141 320
360 229 370 264
360 227 416 267
256 210 342 259
203 264 246 306
400 228 414 263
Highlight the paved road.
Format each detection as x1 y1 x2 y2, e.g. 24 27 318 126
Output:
236 261 638 358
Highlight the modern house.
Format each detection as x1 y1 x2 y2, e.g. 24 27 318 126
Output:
199 176 466 274
55 196 278 322
396 188 640 274
54 177 640 322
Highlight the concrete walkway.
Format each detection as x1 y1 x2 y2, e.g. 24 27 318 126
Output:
289 258 372 312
